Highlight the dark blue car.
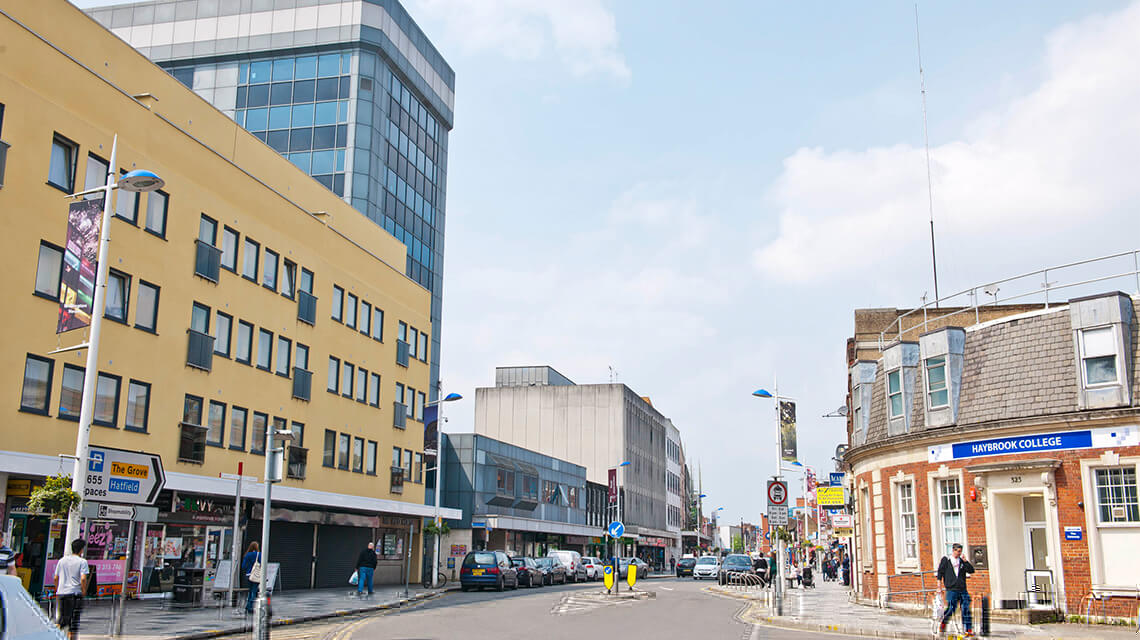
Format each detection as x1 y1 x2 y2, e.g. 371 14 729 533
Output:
459 550 518 592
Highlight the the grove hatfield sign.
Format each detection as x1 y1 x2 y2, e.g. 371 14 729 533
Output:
928 426 1138 463
84 446 165 506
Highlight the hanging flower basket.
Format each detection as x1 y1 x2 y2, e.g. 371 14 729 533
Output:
27 474 82 519
423 521 450 537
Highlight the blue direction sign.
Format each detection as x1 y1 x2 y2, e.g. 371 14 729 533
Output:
829 472 845 487
607 521 625 538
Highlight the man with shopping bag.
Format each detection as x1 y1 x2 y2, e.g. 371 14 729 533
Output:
936 543 975 637
355 542 378 597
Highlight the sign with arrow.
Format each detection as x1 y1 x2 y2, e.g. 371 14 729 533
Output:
607 521 625 538
84 446 165 506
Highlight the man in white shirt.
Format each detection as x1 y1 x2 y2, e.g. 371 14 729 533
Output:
54 538 90 640
0 531 17 576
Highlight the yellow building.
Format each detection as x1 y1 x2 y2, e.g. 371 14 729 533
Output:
0 0 457 595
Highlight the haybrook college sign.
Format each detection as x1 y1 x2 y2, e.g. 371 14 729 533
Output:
928 426 1138 463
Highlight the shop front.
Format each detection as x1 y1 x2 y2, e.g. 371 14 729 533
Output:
637 536 668 572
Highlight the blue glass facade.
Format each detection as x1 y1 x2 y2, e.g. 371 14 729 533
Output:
163 42 449 399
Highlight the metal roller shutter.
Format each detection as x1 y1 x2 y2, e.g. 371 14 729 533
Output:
314 525 374 588
245 521 315 591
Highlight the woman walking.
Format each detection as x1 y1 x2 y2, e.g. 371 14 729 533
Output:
242 542 261 615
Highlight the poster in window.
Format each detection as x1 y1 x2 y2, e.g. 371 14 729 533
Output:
382 533 397 557
163 537 183 559
779 399 797 463
58 197 104 333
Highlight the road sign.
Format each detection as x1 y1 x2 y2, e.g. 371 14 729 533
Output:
767 480 788 506
603 564 614 591
84 446 164 506
815 486 846 506
80 502 159 522
607 521 625 538
829 472 845 487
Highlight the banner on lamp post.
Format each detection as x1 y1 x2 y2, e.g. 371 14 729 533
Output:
779 399 797 463
423 404 439 461
607 468 617 505
57 198 104 334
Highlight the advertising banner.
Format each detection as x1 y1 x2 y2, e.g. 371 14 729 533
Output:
607 468 617 505
57 197 103 334
816 487 846 506
779 399 797 463
423 404 439 459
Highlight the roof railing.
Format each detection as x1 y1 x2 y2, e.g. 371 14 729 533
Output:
879 249 1140 350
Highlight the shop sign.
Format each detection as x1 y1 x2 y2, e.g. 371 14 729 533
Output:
831 514 854 528
1064 526 1083 541
829 473 845 487
928 426 1139 462
6 479 32 497
833 527 853 537
44 558 125 587
450 544 468 557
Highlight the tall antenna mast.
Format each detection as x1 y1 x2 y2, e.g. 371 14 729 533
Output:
915 4 941 307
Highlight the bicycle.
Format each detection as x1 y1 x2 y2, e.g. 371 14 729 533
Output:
423 567 448 589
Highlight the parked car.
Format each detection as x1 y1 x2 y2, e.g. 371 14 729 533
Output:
693 555 719 580
581 557 604 581
0 575 67 640
717 554 756 585
547 550 587 583
617 557 651 579
459 550 519 592
511 557 543 588
534 557 567 585
675 557 697 577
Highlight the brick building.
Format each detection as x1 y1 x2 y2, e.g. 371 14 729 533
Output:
843 289 1140 620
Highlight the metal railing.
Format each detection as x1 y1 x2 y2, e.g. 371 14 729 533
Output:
879 249 1140 349
1081 585 1140 629
724 571 766 591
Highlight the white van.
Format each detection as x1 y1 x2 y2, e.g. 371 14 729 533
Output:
546 550 587 583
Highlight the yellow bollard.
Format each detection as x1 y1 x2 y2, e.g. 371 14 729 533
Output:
627 564 638 589
603 565 615 592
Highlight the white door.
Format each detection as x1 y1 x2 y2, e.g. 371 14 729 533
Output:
1022 496 1052 608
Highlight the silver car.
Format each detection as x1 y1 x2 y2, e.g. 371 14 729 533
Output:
0 575 68 639
692 556 719 580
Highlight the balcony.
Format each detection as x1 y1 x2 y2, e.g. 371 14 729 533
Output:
393 402 407 429
287 447 308 480
390 466 404 493
297 290 317 325
186 329 215 371
292 368 312 401
396 340 410 367
194 240 222 283
178 422 207 464
0 140 9 188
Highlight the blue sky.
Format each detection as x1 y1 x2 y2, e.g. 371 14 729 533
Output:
74 0 1140 527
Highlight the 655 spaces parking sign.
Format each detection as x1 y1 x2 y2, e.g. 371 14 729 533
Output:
85 446 165 505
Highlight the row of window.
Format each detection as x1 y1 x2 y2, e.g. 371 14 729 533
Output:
35 242 161 332
191 301 310 375
330 284 384 340
198 214 316 305
666 471 681 496
319 429 424 488
667 504 683 528
666 439 681 464
326 356 382 408
19 355 152 432
48 135 169 238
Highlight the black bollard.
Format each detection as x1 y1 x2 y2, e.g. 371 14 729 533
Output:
980 594 991 637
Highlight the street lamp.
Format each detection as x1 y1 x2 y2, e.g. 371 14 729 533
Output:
428 392 462 589
254 428 295 640
61 138 164 551
608 461 630 559
753 386 784 615
822 405 848 418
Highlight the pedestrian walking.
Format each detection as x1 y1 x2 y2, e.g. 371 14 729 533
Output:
937 543 975 637
241 541 261 615
54 538 89 640
0 531 17 576
355 542 377 596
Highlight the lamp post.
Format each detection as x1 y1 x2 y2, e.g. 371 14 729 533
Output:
61 136 164 550
254 427 296 640
753 387 784 615
698 493 707 553
426 392 462 589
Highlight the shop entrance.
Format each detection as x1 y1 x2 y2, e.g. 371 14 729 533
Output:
1022 497 1052 608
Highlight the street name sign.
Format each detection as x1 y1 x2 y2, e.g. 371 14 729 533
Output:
767 480 788 527
84 446 165 505
607 521 625 538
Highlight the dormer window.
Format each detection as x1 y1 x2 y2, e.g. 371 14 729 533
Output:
887 369 903 418
925 356 949 408
1080 326 1118 386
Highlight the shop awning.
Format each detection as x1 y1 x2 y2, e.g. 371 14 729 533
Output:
482 515 605 539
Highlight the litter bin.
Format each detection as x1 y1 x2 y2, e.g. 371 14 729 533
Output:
172 567 206 608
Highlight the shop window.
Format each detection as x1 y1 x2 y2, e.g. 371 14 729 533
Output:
1095 467 1139 523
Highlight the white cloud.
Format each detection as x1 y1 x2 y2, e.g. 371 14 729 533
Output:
407 0 630 80
754 3 1140 287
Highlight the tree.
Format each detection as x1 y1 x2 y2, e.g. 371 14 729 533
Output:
732 535 744 553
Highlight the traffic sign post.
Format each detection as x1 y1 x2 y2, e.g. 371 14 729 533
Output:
83 446 165 505
607 521 624 595
767 480 788 526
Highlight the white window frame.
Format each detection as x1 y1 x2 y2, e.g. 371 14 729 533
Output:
925 356 949 409
860 485 873 568
1078 326 1120 388
927 469 967 563
890 475 919 570
1092 466 1139 525
851 383 864 446
1080 456 1140 593
887 369 903 419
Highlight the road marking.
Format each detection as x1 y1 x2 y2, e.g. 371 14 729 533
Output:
660 586 674 591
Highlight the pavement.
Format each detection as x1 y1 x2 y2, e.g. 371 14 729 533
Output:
711 578 1140 640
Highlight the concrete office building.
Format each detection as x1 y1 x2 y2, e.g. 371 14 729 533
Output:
473 366 681 569
0 0 457 596
665 421 683 565
844 276 1140 620
88 0 455 405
